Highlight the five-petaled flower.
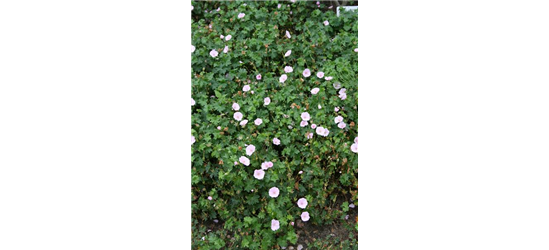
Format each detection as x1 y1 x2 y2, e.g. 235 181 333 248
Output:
273 138 281 145
254 169 265 180
303 68 311 77
297 198 308 209
269 187 280 198
239 156 250 166
210 49 218 58
301 211 310 221
234 112 243 121
271 219 280 231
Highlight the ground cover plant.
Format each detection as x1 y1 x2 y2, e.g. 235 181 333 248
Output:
191 1 358 249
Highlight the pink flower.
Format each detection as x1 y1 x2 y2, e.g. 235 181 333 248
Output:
254 118 263 125
338 122 346 129
339 93 347 100
264 97 271 106
318 104 322 109
286 30 291 38
273 138 280 145
225 35 232 41
210 49 218 58
301 211 310 221
238 13 245 19
333 82 342 89
334 107 340 112
311 124 317 129
191 135 195 145
191 45 195 53
302 68 311 77
271 219 280 231
207 196 212 200
240 119 248 126
266 161 273 168
234 161 238 165
351 143 358 153
220 35 224 39
284 66 293 73
325 76 333 81
317 72 324 78
298 170 303 174
311 88 320 95
223 45 228 53
233 112 243 121
354 48 358 52
301 112 311 121
243 85 250 92
300 120 308 127
315 126 325 136
297 198 308 209
278 4 281 8
323 20 329 26
246 145 256 156
284 50 292 57
256 74 262 80
269 187 280 198
290 221 294 226
339 88 347 95
261 162 268 170
254 169 265 180
217 126 221 130
232 103 240 111
191 98 195 106
354 137 358 143
279 74 288 83
239 156 250 166
322 128 330 137
334 115 343 123
306 132 313 139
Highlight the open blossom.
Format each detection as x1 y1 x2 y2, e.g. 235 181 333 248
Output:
284 50 292 57
264 97 271 106
191 98 195 106
238 13 245 18
302 68 311 77
223 45 228 53
220 35 224 39
284 66 293 73
210 49 218 58
273 138 280 145
333 82 342 89
225 35 232 41
239 156 250 166
316 126 325 136
279 74 288 83
254 118 263 125
300 120 308 127
334 107 340 112
246 145 256 156
256 74 262 80
351 143 358 153
339 88 347 95
261 161 273 170
278 4 281 8
191 135 195 145
317 71 324 78
338 122 346 128
191 45 195 53
232 103 240 111
354 48 358 52
324 20 329 26
243 85 250 92
286 30 291 38
334 115 343 123
301 211 310 221
311 124 317 129
354 137 358 143
339 93 347 100
311 88 320 95
240 119 248 126
254 169 265 180
271 219 280 231
301 112 311 121
318 104 322 109
325 76 333 81
297 198 308 209
269 187 280 198
233 112 243 121
207 196 212 200
306 132 313 139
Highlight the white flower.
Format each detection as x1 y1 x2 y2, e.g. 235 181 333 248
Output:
316 71 324 78
311 88 320 95
240 119 248 126
300 120 308 127
232 103 240 111
269 187 280 198
334 115 343 124
279 74 288 83
324 20 329 26
354 137 358 143
239 156 250 166
297 198 308 209
238 13 245 19
350 143 358 153
302 68 311 77
254 169 265 180
210 49 218 57
318 104 322 109
264 97 271 106
254 118 263 125
246 145 256 156
333 82 342 89
273 138 281 145
191 135 195 145
191 5 194 11
284 66 293 73
225 35 232 41
315 126 325 136
233 112 243 121
339 93 347 100
354 48 358 52
339 88 347 95
334 107 340 112
286 30 291 38
220 35 224 39
325 76 333 81
223 45 228 53
301 112 311 121
338 122 346 129
191 45 195 53
284 50 292 57
271 219 280 231
191 98 195 106
306 132 313 139
278 4 281 8
301 211 310 221
243 85 250 92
